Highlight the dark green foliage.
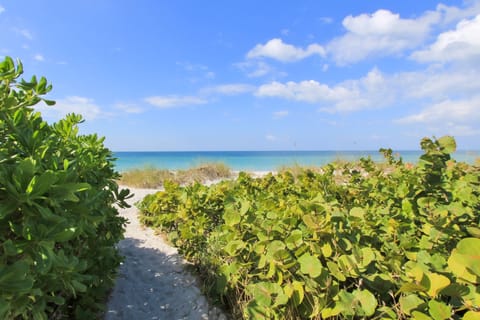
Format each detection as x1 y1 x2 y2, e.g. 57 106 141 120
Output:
0 57 131 319
139 136 480 319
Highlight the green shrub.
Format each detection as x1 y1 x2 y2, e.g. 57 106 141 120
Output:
139 136 480 319
0 57 131 319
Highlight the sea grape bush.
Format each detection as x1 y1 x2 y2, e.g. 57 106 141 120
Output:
139 136 480 319
0 57 130 319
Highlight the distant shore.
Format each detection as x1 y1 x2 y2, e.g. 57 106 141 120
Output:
114 150 480 173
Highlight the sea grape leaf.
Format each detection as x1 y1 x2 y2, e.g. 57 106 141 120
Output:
466 227 480 238
285 229 303 249
463 311 480 320
246 282 282 307
321 242 332 258
398 283 427 294
359 247 375 268
448 238 480 283
298 253 322 278
426 273 450 298
353 289 377 316
327 261 346 281
400 294 425 316
428 300 451 320
223 204 240 226
437 135 456 154
291 281 304 306
350 207 365 219
411 311 433 320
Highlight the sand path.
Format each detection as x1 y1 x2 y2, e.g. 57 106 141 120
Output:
105 187 226 320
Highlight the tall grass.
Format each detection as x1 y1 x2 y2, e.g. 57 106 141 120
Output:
117 162 233 188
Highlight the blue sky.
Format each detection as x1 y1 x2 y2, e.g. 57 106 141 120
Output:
1 1 480 151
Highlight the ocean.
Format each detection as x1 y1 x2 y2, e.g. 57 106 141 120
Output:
113 150 479 172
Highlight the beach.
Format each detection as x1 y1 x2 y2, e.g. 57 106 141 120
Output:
105 186 227 320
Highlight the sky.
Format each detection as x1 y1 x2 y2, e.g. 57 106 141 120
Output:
1 1 480 151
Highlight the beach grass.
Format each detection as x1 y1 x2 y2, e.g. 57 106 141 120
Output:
118 162 233 188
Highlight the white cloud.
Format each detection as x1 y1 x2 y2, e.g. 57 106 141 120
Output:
256 68 392 112
36 96 103 121
201 84 255 95
14 28 33 40
273 110 289 118
396 97 480 124
234 60 286 78
114 103 144 114
399 69 480 99
0 6 5 14
144 95 207 108
396 96 480 137
34 54 44 61
435 2 480 25
247 38 326 62
411 14 480 63
327 9 439 64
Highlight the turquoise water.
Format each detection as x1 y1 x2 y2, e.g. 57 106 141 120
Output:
113 150 479 172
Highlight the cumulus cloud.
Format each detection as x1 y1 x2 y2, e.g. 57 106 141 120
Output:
0 6 5 14
411 14 480 63
256 68 392 112
327 9 439 64
144 95 207 108
36 96 103 121
397 97 480 124
247 38 326 62
200 84 255 95
234 60 288 78
396 97 480 136
435 2 480 25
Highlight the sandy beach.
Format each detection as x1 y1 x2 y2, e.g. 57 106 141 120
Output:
105 186 227 320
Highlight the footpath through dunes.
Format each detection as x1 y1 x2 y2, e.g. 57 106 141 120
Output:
105 187 227 320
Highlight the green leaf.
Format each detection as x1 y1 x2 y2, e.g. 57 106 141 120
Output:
291 281 304 306
466 227 480 238
426 273 450 298
223 204 240 226
0 260 34 294
398 283 427 294
353 289 377 316
411 311 433 320
298 253 322 278
0 298 11 320
285 229 303 249
327 261 346 281
350 207 365 219
246 282 282 307
437 136 456 154
448 238 480 282
400 294 425 316
428 300 451 320
321 242 332 258
464 311 480 320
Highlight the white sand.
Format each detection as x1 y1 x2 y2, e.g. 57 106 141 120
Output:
105 187 227 320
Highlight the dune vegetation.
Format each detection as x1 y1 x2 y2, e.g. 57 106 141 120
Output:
138 136 480 319
117 162 232 188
